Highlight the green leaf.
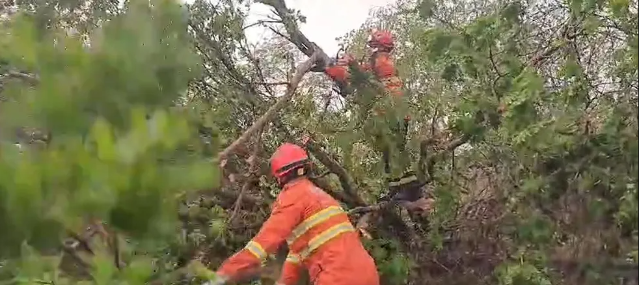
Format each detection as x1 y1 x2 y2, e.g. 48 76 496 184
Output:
188 261 217 280
122 256 154 283
91 118 116 161
418 0 436 19
91 252 117 285
609 0 630 17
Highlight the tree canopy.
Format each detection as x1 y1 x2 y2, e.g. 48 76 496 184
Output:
0 0 637 284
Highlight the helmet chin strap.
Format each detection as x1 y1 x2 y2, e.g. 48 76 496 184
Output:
277 167 306 188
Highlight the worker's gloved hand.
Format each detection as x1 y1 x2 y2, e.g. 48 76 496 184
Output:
202 274 228 285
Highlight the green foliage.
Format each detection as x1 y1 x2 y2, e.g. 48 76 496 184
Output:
1 0 199 134
0 0 219 283
1 0 637 284
364 238 412 284
496 261 552 285
417 0 436 19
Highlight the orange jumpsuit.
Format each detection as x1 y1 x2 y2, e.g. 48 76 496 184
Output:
324 51 410 177
324 59 352 85
216 178 379 285
367 51 404 98
324 52 404 98
324 54 367 95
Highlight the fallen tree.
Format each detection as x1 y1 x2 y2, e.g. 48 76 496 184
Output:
0 0 637 284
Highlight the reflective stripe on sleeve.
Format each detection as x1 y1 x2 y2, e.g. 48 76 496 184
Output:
285 253 301 264
244 241 267 260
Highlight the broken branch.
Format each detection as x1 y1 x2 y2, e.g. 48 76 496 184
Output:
229 130 263 224
1 70 39 85
255 0 332 70
420 134 470 183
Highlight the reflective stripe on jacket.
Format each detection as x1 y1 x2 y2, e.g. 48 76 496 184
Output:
285 205 353 257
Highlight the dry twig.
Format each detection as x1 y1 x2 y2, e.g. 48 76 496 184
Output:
229 130 263 224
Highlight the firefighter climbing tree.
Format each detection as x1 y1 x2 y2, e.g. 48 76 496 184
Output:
0 0 637 284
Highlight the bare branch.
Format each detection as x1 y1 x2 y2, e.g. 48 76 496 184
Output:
349 201 391 214
1 70 39 85
229 130 263 224
242 19 281 30
216 52 319 161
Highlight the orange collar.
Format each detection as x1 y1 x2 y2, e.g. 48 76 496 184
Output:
282 177 309 190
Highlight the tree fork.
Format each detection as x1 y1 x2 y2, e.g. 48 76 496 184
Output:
255 0 332 71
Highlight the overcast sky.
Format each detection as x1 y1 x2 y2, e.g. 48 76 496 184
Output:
184 0 396 55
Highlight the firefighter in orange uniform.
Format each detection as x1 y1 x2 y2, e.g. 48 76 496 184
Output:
323 29 404 98
324 29 418 202
365 29 403 97
363 29 420 202
205 143 380 285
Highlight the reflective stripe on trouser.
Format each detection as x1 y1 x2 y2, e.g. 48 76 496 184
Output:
285 222 355 264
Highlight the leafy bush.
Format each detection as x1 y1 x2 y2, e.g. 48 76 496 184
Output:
0 0 219 283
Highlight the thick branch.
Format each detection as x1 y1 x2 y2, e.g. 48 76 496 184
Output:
255 0 332 70
304 140 367 206
349 201 391 214
1 70 39 85
215 52 318 161
309 176 358 206
212 188 263 207
419 134 470 183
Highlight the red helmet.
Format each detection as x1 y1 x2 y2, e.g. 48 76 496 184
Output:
367 29 395 50
270 143 309 180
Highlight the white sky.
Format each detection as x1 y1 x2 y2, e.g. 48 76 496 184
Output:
185 0 397 55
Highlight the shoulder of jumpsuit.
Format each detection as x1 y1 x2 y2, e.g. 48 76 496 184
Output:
274 179 309 207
